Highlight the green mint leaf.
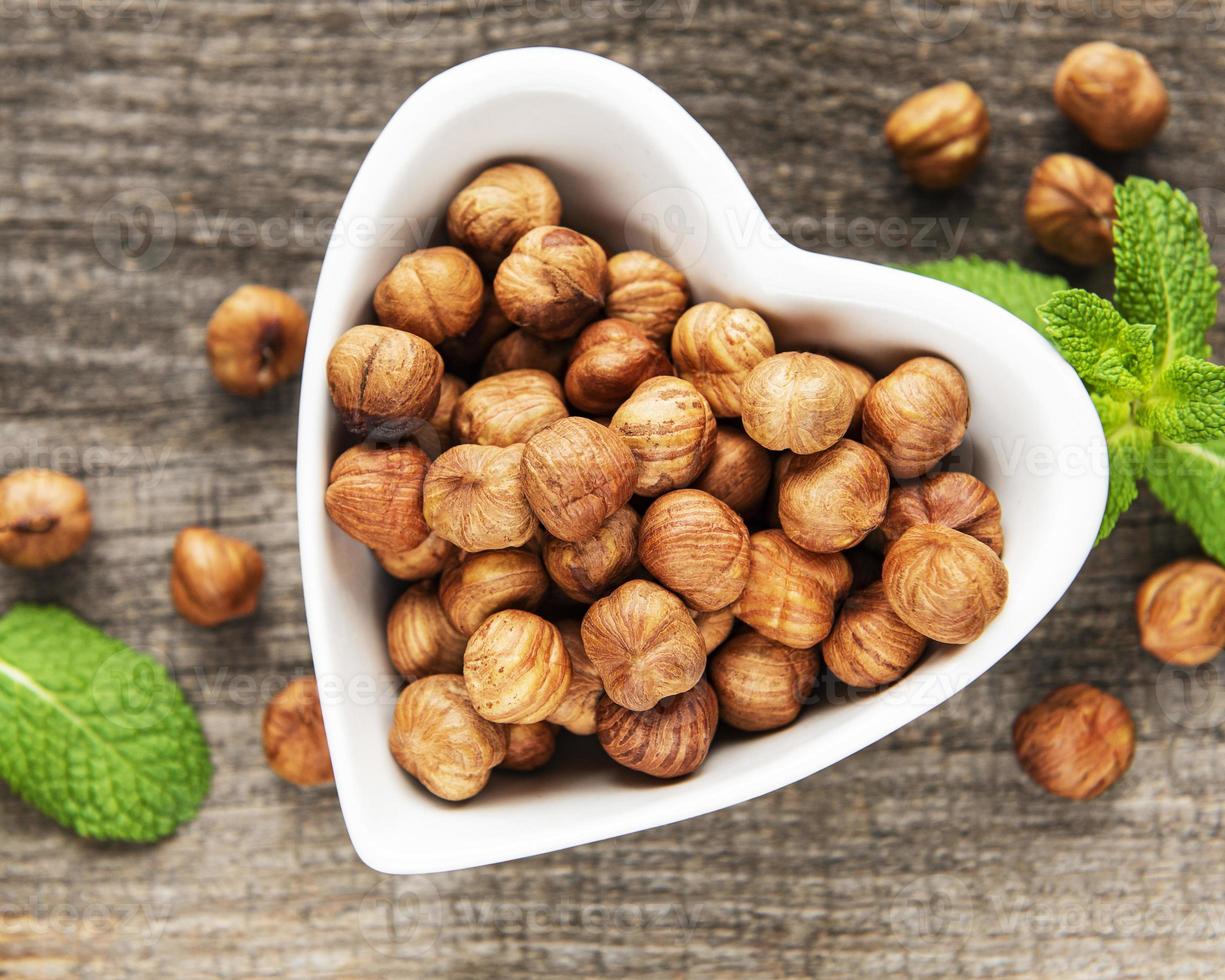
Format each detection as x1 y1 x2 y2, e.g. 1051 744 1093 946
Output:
1136 355 1225 443
1147 438 1225 563
903 256 1068 335
1038 289 1156 396
0 604 211 842
1113 178 1219 369
1093 393 1151 543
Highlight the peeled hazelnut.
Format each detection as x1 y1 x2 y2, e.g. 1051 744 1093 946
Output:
481 329 569 378
386 581 468 680
326 444 430 554
493 226 607 340
1054 41 1168 152
709 632 819 732
741 352 854 455
547 620 604 735
861 356 970 479
439 548 549 636
564 318 673 415
1025 154 1116 266
691 605 735 654
822 582 927 689
326 324 443 440
639 490 751 611
447 162 563 270
452 369 568 447
609 376 717 496
884 80 990 190
389 674 507 801
262 677 333 787
582 579 706 711
880 471 1003 556
373 246 484 344
170 527 264 627
500 721 557 771
829 357 875 436
206 285 308 397
596 679 718 779
542 506 640 603
438 293 514 373
463 609 571 724
777 439 890 553
692 426 772 516
1135 559 1225 666
1013 684 1135 800
521 417 636 542
882 523 1008 644
374 532 458 582
733 530 852 649
0 468 92 569
423 443 537 553
604 250 690 342
670 302 776 417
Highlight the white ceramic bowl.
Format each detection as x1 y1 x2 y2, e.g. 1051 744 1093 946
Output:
297 47 1107 875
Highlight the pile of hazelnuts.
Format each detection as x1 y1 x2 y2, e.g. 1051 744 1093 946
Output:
320 161 1010 801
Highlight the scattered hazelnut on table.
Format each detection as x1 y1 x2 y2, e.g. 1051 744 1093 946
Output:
690 605 735 655
884 80 990 190
604 250 690 342
389 674 507 801
0 468 92 569
564 318 673 415
861 356 970 479
373 246 484 344
638 490 751 612
1013 683 1135 800
481 328 570 378
692 426 773 516
596 678 719 778
206 285 309 397
740 352 854 455
447 162 563 271
777 438 890 553
262 676 334 787
542 506 641 604
170 527 263 627
500 721 557 771
609 376 717 496
386 581 467 681
880 471 1003 556
325 324 443 440
325 444 430 554
1135 559 1225 666
493 225 608 339
709 631 819 732
439 547 549 636
464 609 572 724
822 582 927 689
670 302 776 417
547 620 605 736
423 444 537 553
1025 154 1116 266
452 368 568 447
1053 41 1168 152
376 531 459 582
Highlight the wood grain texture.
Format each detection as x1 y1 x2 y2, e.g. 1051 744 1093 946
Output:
4 2 1225 977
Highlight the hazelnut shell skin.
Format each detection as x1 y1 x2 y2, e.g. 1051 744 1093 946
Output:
1012 683 1135 800
777 439 890 553
206 285 308 397
603 250 690 342
386 582 467 681
670 302 776 417
438 293 514 374
493 225 608 340
423 443 538 553
463 609 572 724
0 468 92 569
373 246 484 345
609 376 717 497
691 605 735 655
481 329 569 378
709 631 819 732
740 352 854 455
325 443 430 554
325 325 443 441
547 620 605 735
452 369 568 447
1135 559 1225 666
262 676 334 787
542 506 641 604
439 547 549 636
822 582 927 689
500 721 557 771
828 357 875 436
1053 41 1168 152
1025 154 1116 266
861 356 969 479
884 80 990 190
447 162 563 271
564 318 673 415
170 527 264 627
375 531 458 582
596 679 719 779
880 471 1003 557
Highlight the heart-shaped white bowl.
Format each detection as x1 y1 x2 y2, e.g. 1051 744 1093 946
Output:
297 47 1107 875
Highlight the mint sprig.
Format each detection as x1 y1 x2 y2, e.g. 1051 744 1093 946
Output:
0 604 212 842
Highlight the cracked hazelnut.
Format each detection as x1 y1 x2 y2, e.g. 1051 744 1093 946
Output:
501 721 557 771
733 530 852 649
596 678 718 778
206 285 308 397
639 490 751 611
326 443 430 554
1025 154 1116 266
481 328 569 378
389 674 507 801
564 318 673 415
778 439 890 553
1136 559 1225 666
326 324 443 440
373 246 484 344
374 532 458 582
610 376 717 496
691 605 735 655
883 523 1008 644
741 352 854 455
521 417 637 542
386 581 467 680
829 356 875 436
453 369 568 447
439 548 549 636
822 582 927 689
493 226 607 340
0 469 92 569
423 443 537 553
880 471 1003 556
862 356 970 479
464 609 571 724
438 293 514 373
447 162 563 270
262 676 333 787
604 250 690 342
582 580 706 711
1054 41 1168 152
884 80 990 190
170 527 263 627
692 426 772 516
670 302 776 417
709 631 819 732
547 620 604 735
543 505 640 604
1013 684 1135 800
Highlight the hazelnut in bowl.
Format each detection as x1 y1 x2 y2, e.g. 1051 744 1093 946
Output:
297 49 1107 874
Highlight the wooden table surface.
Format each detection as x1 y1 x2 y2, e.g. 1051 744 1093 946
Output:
4 2 1225 977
